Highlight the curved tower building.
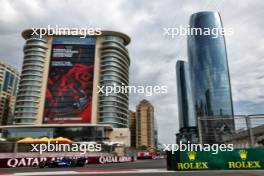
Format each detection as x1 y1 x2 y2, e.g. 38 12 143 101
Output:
14 30 130 129
188 12 234 143
99 35 130 128
1 29 131 146
14 35 49 124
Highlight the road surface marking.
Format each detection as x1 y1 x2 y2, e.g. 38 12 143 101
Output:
14 169 172 175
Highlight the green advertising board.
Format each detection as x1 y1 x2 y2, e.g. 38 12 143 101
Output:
167 148 264 171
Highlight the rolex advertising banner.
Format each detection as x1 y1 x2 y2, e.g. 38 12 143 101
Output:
167 148 264 171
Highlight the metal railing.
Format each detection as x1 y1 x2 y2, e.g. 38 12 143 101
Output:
197 114 264 148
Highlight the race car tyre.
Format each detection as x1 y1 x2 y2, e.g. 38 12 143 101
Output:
70 159 77 167
39 161 46 168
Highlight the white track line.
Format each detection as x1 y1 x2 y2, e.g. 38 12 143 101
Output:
15 171 77 176
14 169 172 175
8 169 264 175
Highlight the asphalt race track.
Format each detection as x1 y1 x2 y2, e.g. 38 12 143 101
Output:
0 159 263 176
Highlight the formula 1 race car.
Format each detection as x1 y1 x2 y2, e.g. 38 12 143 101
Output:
39 157 86 168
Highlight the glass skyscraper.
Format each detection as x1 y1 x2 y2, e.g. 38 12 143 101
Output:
188 12 234 143
176 60 198 144
176 60 196 129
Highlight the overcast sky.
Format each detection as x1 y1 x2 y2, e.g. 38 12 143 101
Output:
0 0 263 144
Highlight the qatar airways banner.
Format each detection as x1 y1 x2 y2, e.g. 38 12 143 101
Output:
0 156 134 168
43 36 96 124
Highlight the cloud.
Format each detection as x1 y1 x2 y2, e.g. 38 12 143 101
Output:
0 0 263 144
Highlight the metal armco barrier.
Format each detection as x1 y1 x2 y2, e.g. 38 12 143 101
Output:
167 148 264 171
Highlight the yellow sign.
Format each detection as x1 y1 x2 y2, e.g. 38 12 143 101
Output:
176 151 209 170
168 148 264 171
239 150 247 160
227 150 261 169
187 151 196 161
